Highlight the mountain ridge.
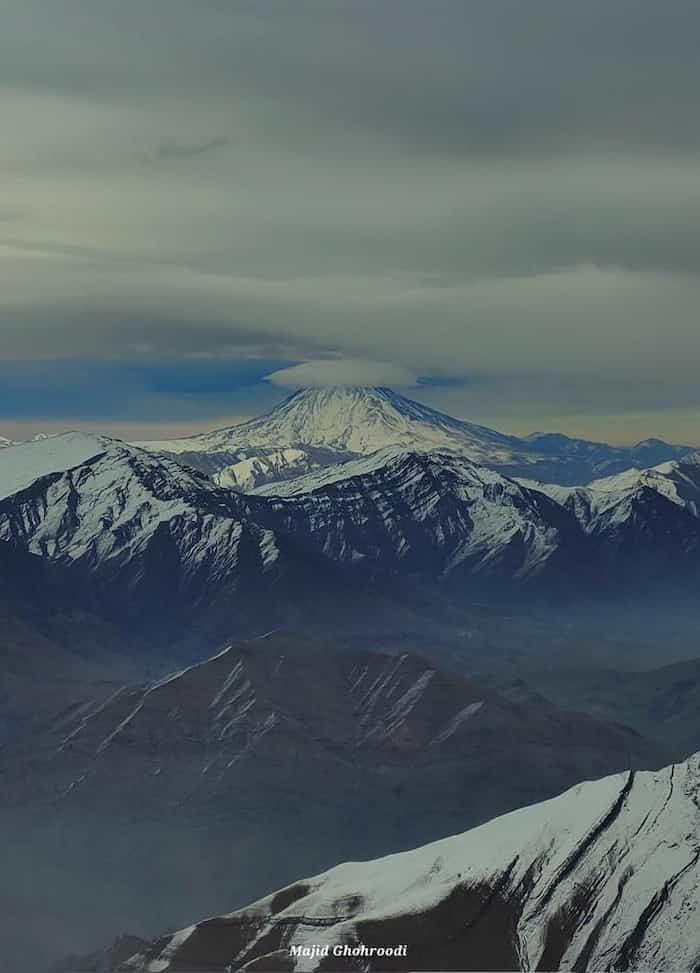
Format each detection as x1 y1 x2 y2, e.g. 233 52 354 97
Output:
4 437 700 638
22 632 665 973
133 386 695 489
68 753 700 972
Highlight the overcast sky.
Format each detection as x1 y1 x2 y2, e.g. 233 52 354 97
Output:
2 0 700 443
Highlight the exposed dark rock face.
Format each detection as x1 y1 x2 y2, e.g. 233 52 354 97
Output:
10 633 662 818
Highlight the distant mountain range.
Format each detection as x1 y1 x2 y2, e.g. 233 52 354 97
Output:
0 431 53 450
60 753 700 972
500 656 700 758
134 386 695 489
2 427 700 643
3 388 694 497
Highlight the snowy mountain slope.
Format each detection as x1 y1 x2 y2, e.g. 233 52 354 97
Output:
4 437 700 625
0 437 580 604
519 452 700 519
0 435 16 448
0 435 291 631
256 449 700 584
0 431 110 500
134 386 694 489
212 446 354 492
519 454 700 582
250 446 405 497
248 450 583 583
2 438 500 640
584 452 700 523
114 754 700 972
0 437 270 571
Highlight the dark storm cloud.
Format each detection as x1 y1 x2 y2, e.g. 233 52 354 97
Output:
3 0 699 154
2 0 700 428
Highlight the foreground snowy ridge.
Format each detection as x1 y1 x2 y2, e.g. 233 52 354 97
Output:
119 755 700 972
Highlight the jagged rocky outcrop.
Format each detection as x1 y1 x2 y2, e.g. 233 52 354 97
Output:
107 755 700 972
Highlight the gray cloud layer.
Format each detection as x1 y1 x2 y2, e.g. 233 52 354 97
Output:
1 0 700 425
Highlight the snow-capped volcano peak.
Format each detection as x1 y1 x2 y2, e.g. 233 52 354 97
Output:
137 386 520 466
246 386 519 454
134 386 696 492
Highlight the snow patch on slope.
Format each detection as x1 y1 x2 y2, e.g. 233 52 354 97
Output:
523 452 700 532
0 439 281 586
0 432 111 500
